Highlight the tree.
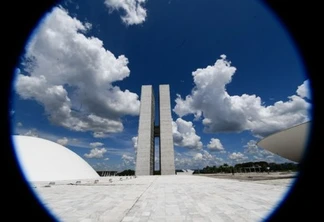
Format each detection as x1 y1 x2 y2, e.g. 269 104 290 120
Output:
116 169 135 176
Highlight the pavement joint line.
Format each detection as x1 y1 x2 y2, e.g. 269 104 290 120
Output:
120 176 158 222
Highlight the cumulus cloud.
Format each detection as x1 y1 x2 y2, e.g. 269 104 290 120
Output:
91 162 111 171
15 7 140 138
207 138 225 152
173 55 312 137
193 153 203 161
228 152 248 162
84 147 107 158
244 140 259 154
132 136 138 151
296 79 311 99
24 128 39 137
17 122 23 127
58 137 91 149
93 132 111 138
244 139 283 161
57 137 68 146
104 0 147 25
172 118 203 149
121 154 135 166
175 150 224 169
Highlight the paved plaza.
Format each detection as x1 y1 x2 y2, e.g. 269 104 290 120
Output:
31 173 296 222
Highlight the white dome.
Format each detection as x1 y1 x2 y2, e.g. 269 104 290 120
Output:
257 121 311 163
12 135 99 182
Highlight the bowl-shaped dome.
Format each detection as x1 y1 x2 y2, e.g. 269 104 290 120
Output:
12 135 99 182
257 121 311 163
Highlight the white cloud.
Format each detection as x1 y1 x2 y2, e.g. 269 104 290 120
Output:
244 140 292 162
296 79 311 99
93 132 111 138
104 0 147 25
228 152 248 162
244 140 259 154
84 148 107 158
173 55 312 137
243 139 272 157
121 154 135 166
15 7 140 138
17 122 23 127
104 157 109 161
132 136 138 151
91 162 112 171
61 137 92 149
193 153 203 161
24 129 39 137
207 138 225 152
172 118 203 149
57 137 68 146
90 142 104 148
175 150 224 169
104 148 133 157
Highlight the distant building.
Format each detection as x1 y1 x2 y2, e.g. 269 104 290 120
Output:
135 85 175 176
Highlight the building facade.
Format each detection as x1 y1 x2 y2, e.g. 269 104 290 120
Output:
135 85 175 175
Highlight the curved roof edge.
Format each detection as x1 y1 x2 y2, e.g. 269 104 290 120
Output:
257 121 311 162
12 135 99 182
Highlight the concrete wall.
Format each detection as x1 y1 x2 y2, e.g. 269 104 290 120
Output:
159 85 175 175
135 85 155 175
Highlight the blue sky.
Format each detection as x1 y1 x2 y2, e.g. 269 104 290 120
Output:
10 0 312 171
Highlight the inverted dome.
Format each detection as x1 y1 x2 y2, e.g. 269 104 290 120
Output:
257 121 311 163
12 135 99 182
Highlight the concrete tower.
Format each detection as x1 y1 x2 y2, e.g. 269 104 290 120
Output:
159 85 175 175
135 84 175 176
135 86 155 176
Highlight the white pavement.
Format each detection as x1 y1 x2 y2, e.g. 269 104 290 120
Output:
31 175 296 222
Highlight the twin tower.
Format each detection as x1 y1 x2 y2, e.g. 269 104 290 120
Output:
135 85 175 175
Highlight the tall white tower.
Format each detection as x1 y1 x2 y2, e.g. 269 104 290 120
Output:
135 85 175 176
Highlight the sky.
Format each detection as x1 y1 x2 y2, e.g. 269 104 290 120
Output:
10 0 312 172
